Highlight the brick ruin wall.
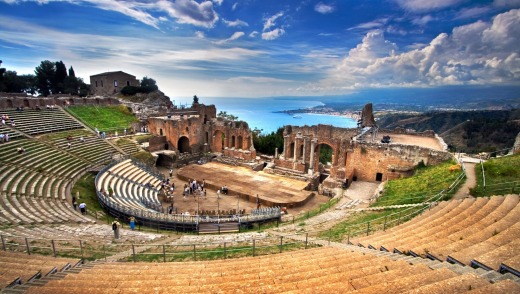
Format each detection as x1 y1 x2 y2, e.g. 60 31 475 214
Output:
0 94 120 109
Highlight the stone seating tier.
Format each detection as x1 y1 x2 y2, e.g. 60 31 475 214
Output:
0 108 83 136
20 246 520 294
353 195 520 273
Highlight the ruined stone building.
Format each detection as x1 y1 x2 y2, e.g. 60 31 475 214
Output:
90 71 140 96
147 102 256 161
147 102 451 189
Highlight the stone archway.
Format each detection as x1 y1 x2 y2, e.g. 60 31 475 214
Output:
23 99 30 108
178 136 190 153
237 136 243 149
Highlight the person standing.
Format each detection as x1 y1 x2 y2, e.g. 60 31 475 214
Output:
72 196 77 210
169 168 173 178
79 202 86 215
129 216 136 230
112 219 121 239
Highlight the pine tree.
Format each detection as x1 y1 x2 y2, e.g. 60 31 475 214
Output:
68 66 75 78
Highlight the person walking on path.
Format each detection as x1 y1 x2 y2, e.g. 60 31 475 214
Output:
72 196 77 210
129 216 136 230
79 202 87 215
112 219 121 239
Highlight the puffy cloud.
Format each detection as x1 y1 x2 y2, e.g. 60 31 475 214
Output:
395 0 465 12
214 31 244 44
249 31 259 38
161 0 219 28
262 28 285 40
322 9 520 88
222 18 248 27
314 2 335 14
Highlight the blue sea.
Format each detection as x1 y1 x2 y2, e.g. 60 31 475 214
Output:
173 97 357 134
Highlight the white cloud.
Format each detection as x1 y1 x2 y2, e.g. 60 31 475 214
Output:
212 0 223 5
493 0 520 8
214 31 245 44
231 2 238 10
348 18 389 30
249 31 259 38
222 18 249 27
411 15 435 25
455 6 492 19
314 2 335 14
263 11 283 31
320 9 520 90
1 0 219 29
395 0 465 12
262 28 285 40
195 31 205 38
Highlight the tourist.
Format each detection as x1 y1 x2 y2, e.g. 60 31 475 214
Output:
217 189 221 199
129 216 136 230
67 142 72 149
112 219 121 239
79 202 87 215
124 129 127 136
72 196 77 210
169 168 173 178
79 136 85 143
4 133 8 142
0 133 4 143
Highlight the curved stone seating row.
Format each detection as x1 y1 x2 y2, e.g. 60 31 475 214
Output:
0 108 83 135
0 139 90 200
354 195 520 273
0 194 93 225
111 137 141 155
23 247 520 293
0 250 81 290
43 130 122 164
0 224 164 246
0 124 24 141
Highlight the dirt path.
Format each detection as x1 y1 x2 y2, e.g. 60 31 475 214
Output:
453 162 477 200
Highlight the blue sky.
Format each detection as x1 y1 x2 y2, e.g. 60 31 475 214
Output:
0 0 519 99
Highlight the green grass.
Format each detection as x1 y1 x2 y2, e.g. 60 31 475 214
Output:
372 160 464 207
66 105 138 132
471 153 520 197
71 172 104 212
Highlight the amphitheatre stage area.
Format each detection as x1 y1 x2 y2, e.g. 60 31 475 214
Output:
376 132 445 150
177 162 318 208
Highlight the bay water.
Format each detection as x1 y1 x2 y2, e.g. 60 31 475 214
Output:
173 97 357 134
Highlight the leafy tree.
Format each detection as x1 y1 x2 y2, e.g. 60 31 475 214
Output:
217 111 238 121
140 76 158 93
121 86 140 96
34 60 56 96
193 95 199 104
68 66 75 78
319 144 333 164
54 60 67 93
252 127 284 155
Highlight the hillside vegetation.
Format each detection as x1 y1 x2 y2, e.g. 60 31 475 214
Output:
377 109 520 154
66 105 139 133
471 153 520 197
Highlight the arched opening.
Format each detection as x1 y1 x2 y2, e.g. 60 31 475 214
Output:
68 98 74 105
245 136 251 149
376 172 383 181
237 136 243 149
23 99 30 108
213 130 225 152
299 144 304 159
204 115 208 124
315 143 334 183
289 142 295 158
159 128 163 136
231 135 236 148
205 132 209 143
178 136 190 153
6 99 13 108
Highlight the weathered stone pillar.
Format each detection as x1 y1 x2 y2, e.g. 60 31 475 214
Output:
293 136 298 162
283 135 289 158
302 137 307 163
275 147 278 158
309 139 317 171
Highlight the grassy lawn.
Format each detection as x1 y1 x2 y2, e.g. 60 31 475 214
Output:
372 160 464 207
66 105 139 132
71 172 104 212
471 153 520 197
